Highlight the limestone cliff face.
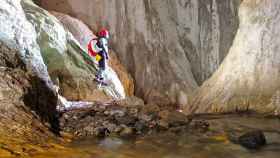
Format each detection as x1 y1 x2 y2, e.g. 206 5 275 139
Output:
22 0 125 101
39 0 240 105
0 0 127 143
0 0 58 142
50 11 135 96
185 0 280 115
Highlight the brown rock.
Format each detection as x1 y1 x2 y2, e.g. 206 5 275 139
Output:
108 50 134 96
116 96 144 107
0 42 57 147
158 120 169 129
158 110 170 120
141 104 161 114
120 127 134 138
158 110 189 125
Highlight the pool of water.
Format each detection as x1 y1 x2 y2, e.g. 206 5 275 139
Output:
68 133 280 158
67 115 280 158
25 115 279 158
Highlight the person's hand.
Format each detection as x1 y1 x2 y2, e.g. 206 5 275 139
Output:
54 85 60 93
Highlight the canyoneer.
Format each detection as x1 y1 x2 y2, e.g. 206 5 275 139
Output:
88 28 110 85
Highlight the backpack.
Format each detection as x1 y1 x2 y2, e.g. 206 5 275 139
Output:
87 38 102 57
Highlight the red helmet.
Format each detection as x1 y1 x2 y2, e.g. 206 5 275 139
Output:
98 28 109 39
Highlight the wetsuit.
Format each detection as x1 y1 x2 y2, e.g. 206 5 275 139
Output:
96 37 109 80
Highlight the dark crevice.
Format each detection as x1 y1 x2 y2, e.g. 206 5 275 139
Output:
23 76 60 135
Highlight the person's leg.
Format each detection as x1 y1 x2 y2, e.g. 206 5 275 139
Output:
97 52 106 80
96 68 101 79
95 67 102 80
98 68 105 80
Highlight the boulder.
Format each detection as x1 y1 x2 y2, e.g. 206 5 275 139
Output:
238 130 266 150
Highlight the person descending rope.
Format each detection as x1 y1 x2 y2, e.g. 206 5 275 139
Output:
87 28 110 85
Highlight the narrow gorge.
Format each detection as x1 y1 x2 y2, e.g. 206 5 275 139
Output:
0 0 280 157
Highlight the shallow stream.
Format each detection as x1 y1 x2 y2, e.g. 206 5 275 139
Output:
62 115 280 158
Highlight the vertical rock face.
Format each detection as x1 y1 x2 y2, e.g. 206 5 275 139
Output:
22 0 125 101
0 0 58 140
0 42 57 143
0 0 53 88
108 50 135 96
185 0 280 114
50 11 135 96
193 0 240 83
39 0 240 105
50 11 96 50
0 0 58 124
0 0 126 144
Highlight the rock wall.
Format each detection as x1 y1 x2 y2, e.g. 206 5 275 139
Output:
0 1 129 152
0 0 58 143
22 0 125 102
50 11 135 96
185 0 280 115
39 0 240 105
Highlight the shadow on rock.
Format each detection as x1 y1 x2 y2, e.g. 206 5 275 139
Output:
23 76 60 134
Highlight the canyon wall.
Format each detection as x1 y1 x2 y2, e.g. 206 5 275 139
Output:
51 11 134 96
0 0 58 143
40 0 240 105
185 0 280 114
23 0 126 101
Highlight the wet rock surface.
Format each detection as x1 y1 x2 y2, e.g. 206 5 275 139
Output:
59 100 191 138
63 113 280 158
190 113 280 151
238 130 266 150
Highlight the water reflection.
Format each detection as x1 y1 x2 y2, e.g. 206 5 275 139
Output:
69 133 280 158
69 116 280 158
